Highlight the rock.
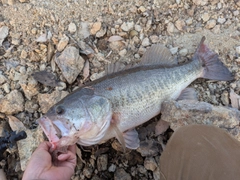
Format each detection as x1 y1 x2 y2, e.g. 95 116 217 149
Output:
153 167 161 180
217 17 226 24
38 90 69 113
0 90 24 114
176 0 181 4
19 0 28 2
170 47 178 55
8 115 44 171
179 48 188 56
68 22 77 33
134 24 142 32
55 46 85 84
57 34 69 51
144 157 157 171
90 71 105 81
160 100 240 140
21 83 38 100
175 19 185 31
109 41 125 51
221 91 229 106
90 22 101 35
0 74 6 85
236 46 240 54
96 26 107 38
167 22 177 34
108 164 116 172
205 19 216 29
202 13 210 22
97 154 108 171
83 166 93 178
193 0 208 5
138 6 146 12
0 26 9 46
119 49 127 57
121 22 134 32
20 50 28 59
137 165 147 174
25 100 39 113
2 83 10 93
114 168 131 180
142 37 150 47
137 140 161 157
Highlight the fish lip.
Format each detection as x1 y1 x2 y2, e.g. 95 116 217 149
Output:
37 116 60 146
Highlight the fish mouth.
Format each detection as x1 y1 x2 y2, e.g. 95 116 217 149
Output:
37 116 61 149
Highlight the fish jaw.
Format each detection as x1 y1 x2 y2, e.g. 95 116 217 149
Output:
37 116 60 150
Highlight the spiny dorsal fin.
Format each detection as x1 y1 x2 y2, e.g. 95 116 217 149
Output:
104 44 177 76
139 44 177 66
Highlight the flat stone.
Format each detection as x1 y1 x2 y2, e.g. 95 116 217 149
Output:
90 22 101 35
38 90 69 113
205 19 216 29
0 90 24 114
57 34 69 51
179 48 188 56
161 100 240 140
97 154 108 171
0 26 9 46
142 37 150 47
8 116 44 171
114 168 131 180
217 17 226 24
121 21 134 32
202 13 210 22
175 19 185 31
68 22 77 33
55 46 85 84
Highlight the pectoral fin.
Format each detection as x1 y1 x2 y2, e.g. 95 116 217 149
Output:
123 128 140 149
111 123 126 152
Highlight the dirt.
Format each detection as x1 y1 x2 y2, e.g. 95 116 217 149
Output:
0 0 240 179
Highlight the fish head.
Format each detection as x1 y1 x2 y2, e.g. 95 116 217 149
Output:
38 94 112 151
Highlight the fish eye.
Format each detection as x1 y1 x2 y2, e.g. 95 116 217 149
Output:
56 106 65 115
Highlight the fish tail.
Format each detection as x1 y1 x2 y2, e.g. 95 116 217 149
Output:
193 36 234 81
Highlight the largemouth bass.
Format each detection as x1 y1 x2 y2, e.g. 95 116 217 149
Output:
38 37 233 153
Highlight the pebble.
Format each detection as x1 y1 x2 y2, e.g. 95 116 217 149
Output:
38 90 69 113
236 46 240 54
20 83 39 100
121 21 134 32
179 48 188 56
108 164 116 172
68 22 77 33
138 6 146 12
90 22 102 35
114 168 131 180
0 90 24 114
90 71 105 81
202 13 210 22
134 24 142 32
150 35 159 43
0 26 9 46
55 46 85 84
142 37 150 47
170 47 178 55
144 157 157 171
0 74 7 85
57 34 69 51
217 17 226 24
97 154 108 171
175 19 185 31
167 22 176 34
185 18 193 25
20 50 28 59
25 100 39 113
119 49 127 57
205 19 216 29
2 83 10 93
83 166 93 178
137 140 161 157
220 91 229 106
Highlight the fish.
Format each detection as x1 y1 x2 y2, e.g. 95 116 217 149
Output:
38 37 234 154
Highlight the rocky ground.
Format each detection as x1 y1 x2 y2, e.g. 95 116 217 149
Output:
0 0 240 179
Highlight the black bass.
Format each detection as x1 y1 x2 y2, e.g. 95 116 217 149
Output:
38 37 233 153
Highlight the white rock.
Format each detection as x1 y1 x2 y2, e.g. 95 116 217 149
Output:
134 24 142 32
176 0 181 4
0 74 7 85
142 37 150 47
2 83 10 93
119 49 127 57
68 22 77 33
217 17 226 24
121 21 134 32
170 47 178 55
236 46 240 54
0 26 9 46
90 71 105 81
202 13 210 22
179 48 188 56
205 19 216 29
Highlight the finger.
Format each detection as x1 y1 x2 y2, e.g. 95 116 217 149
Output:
57 153 71 161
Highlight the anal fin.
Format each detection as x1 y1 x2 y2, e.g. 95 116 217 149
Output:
123 128 140 149
177 88 198 101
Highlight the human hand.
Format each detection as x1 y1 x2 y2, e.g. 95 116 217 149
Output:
22 141 76 180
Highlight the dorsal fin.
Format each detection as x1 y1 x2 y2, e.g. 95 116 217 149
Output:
139 44 177 66
104 44 177 76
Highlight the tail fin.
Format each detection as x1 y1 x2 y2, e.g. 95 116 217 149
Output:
193 36 234 81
